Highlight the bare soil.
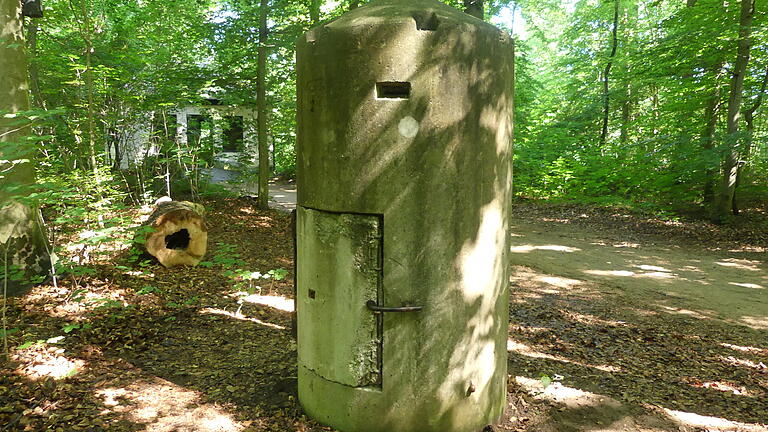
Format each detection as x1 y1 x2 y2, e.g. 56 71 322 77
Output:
1 199 766 431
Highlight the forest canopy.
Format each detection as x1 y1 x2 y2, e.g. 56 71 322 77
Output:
5 0 768 218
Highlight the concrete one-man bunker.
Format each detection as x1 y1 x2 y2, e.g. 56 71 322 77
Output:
295 0 514 431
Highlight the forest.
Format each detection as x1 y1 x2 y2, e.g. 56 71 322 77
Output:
1 0 767 431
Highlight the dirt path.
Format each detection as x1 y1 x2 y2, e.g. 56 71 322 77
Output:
509 218 767 330
503 210 768 431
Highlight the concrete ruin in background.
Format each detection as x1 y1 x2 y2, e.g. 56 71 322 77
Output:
295 0 514 430
118 102 260 184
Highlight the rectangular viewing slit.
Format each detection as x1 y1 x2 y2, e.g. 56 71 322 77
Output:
308 289 316 299
376 82 411 99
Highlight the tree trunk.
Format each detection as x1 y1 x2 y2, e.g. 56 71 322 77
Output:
701 63 724 206
137 200 207 267
618 2 637 146
0 1 50 296
689 0 721 206
25 19 44 108
79 0 98 175
463 0 483 20
711 0 755 223
600 0 620 146
309 0 320 25
732 65 768 215
620 83 630 145
257 0 270 210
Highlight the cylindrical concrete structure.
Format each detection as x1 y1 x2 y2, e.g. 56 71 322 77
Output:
296 1 513 431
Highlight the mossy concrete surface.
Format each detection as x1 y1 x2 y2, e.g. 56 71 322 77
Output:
296 0 514 430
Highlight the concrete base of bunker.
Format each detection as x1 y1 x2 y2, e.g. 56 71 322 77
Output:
295 0 513 431
298 366 505 432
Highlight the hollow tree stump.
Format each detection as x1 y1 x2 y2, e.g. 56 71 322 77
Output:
139 200 207 267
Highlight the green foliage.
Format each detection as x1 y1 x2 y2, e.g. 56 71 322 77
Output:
136 285 161 295
13 0 767 227
61 323 91 333
513 0 768 214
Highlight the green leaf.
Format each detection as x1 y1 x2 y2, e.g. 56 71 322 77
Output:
62 323 81 333
540 374 552 388
17 341 36 349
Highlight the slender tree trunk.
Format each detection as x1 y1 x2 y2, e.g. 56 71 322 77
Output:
701 62 725 206
257 0 270 210
619 85 630 145
25 20 44 108
701 87 721 205
619 1 637 146
689 0 720 205
463 0 483 20
79 0 98 175
712 0 755 223
309 0 320 25
600 0 620 146
732 65 768 215
0 1 50 296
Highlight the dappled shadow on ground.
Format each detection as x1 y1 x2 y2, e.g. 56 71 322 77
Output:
1 198 327 431
509 204 767 330
4 198 767 431
502 202 768 431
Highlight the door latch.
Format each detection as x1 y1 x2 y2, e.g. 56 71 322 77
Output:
366 300 423 313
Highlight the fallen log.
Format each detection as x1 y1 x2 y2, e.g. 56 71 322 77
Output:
137 200 208 267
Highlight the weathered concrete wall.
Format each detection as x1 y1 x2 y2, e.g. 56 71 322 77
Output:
296 0 514 431
119 105 258 171
0 0 50 295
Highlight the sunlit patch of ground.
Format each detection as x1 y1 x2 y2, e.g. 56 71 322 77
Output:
563 311 628 327
682 377 755 396
721 343 768 356
510 376 675 431
655 304 714 320
740 316 768 330
508 339 621 373
12 345 85 380
729 282 765 289
510 266 600 296
719 355 767 371
714 259 762 271
230 292 294 312
584 269 677 279
510 244 581 253
659 408 768 432
21 281 133 320
96 377 248 432
515 376 621 409
199 307 287 330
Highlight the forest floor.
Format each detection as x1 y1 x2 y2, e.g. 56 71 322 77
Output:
1 197 766 432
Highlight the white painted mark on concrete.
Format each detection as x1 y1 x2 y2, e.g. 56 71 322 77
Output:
398 116 419 138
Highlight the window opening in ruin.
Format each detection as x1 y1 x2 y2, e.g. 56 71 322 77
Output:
222 116 244 152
